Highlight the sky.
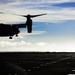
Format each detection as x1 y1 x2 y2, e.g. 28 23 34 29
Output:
0 0 75 52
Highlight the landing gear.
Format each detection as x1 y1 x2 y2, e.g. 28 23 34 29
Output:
9 36 12 39
16 34 18 37
9 34 18 39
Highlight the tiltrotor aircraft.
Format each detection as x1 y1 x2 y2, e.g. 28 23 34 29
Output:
0 13 46 39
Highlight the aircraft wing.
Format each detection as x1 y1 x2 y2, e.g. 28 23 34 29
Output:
0 23 26 28
11 24 26 28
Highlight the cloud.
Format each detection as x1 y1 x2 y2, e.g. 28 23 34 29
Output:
37 42 51 47
0 0 75 52
0 8 75 23
1 40 75 52
19 31 46 36
0 0 15 4
6 0 75 10
53 2 75 8
0 40 54 52
0 11 5 14
0 41 32 47
9 0 75 5
0 0 75 23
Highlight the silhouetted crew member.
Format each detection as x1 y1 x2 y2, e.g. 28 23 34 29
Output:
26 14 32 33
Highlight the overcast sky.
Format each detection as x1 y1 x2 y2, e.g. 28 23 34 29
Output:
0 0 75 52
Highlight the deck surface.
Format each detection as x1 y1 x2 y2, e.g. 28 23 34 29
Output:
0 52 75 75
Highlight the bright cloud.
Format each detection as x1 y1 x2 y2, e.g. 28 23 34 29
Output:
0 7 75 23
5 0 75 4
0 40 75 52
19 31 46 36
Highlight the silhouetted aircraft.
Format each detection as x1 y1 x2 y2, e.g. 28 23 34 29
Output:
0 14 46 39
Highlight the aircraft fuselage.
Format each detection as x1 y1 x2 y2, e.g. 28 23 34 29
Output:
0 23 20 39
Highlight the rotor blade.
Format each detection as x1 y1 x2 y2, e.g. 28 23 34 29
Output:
12 13 27 17
30 13 47 18
14 13 47 18
17 15 27 17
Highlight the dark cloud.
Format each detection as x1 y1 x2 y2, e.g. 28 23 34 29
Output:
0 0 15 4
53 2 75 8
18 0 44 4
0 11 5 14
